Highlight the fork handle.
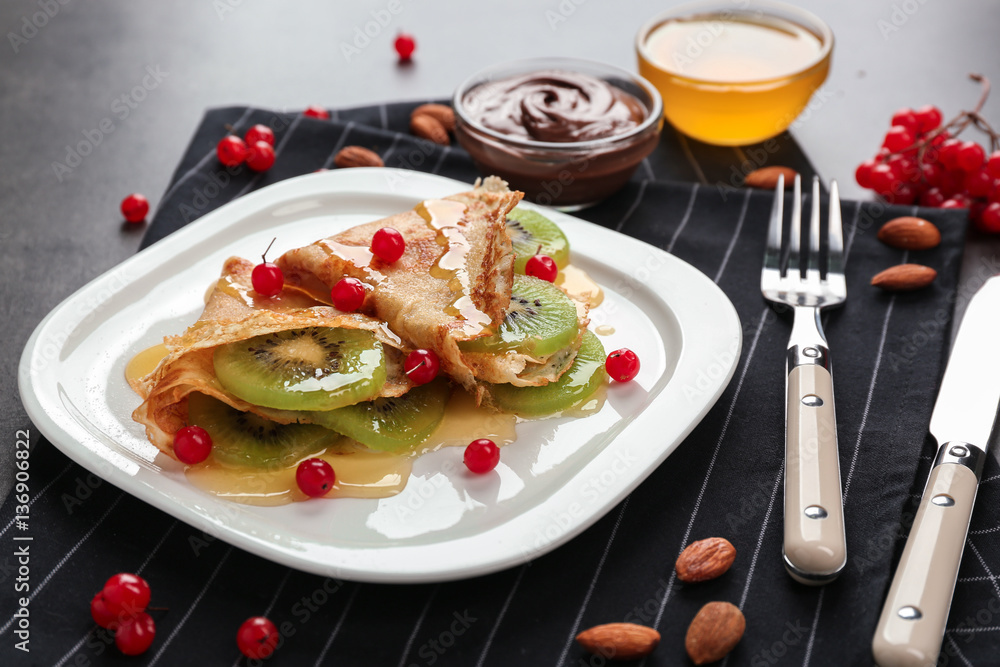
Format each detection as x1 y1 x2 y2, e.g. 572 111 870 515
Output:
784 361 847 585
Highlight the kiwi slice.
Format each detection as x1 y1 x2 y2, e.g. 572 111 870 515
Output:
187 392 338 468
506 208 570 273
305 380 451 452
489 330 607 416
214 327 386 411
459 275 578 358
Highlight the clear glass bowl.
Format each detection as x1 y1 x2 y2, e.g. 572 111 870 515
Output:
453 57 663 210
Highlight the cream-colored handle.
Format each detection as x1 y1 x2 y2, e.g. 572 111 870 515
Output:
872 463 979 667
784 364 846 584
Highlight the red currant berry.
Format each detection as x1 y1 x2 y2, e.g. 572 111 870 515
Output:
855 159 876 189
885 184 917 205
464 439 500 474
404 349 440 385
606 348 640 382
103 573 151 618
919 187 946 208
941 198 967 210
887 154 919 183
987 151 1000 179
116 612 156 656
882 125 915 153
245 124 275 147
91 592 118 630
371 227 405 262
957 141 986 172
964 168 993 198
989 181 1000 204
939 138 963 169
394 32 416 62
295 458 336 498
914 105 943 133
174 425 212 464
890 108 919 134
870 163 896 196
246 140 276 172
237 616 280 660
121 193 149 223
979 202 1000 233
217 135 249 167
252 262 283 297
303 106 330 119
331 277 366 311
525 254 558 282
920 162 945 188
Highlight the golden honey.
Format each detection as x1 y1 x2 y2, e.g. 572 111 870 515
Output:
637 4 832 145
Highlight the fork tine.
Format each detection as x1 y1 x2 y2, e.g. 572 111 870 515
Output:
764 174 785 271
807 176 821 275
828 179 845 276
788 175 802 279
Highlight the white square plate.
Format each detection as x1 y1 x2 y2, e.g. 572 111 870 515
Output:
19 169 741 583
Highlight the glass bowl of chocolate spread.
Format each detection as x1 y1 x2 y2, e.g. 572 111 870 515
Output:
454 58 663 210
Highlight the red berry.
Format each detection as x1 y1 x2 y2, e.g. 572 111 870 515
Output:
890 108 919 134
882 125 915 153
237 616 280 659
174 425 212 464
404 349 440 385
217 135 249 167
295 458 336 498
870 163 896 196
245 124 275 147
914 105 943 133
989 180 1000 204
394 33 416 61
91 592 118 630
252 262 283 297
116 612 156 656
121 193 149 223
939 138 963 169
525 255 558 282
919 187 946 208
246 140 276 172
371 227 405 262
941 198 967 209
939 169 966 197
920 162 945 188
964 168 993 198
103 573 151 619
987 151 1000 179
885 183 917 205
464 439 499 474
957 141 986 172
303 106 330 119
855 159 876 189
887 154 919 183
331 277 366 311
979 202 1000 233
606 348 640 382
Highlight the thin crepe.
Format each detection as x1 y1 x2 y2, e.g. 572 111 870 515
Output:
131 257 410 458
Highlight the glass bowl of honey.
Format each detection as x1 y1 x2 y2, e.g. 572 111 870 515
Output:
636 0 833 146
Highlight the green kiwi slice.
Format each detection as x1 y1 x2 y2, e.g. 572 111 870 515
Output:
489 330 607 416
506 207 570 273
459 275 578 358
305 379 451 452
187 392 338 468
213 327 386 411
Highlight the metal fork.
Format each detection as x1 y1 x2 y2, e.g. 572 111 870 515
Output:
761 174 847 586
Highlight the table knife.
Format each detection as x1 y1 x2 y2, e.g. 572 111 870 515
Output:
872 275 1000 667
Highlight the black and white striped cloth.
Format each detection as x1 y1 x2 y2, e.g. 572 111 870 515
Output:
5 102 996 666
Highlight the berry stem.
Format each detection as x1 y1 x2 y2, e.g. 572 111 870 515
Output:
261 237 277 263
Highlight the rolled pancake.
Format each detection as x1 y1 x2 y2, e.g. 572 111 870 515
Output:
277 177 585 396
132 257 411 458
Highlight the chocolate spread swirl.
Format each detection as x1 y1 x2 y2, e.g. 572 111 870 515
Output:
463 70 646 143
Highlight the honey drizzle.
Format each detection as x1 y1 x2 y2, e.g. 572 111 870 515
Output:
318 239 387 284
415 199 492 336
556 265 604 308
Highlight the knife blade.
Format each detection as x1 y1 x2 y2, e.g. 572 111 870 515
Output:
872 275 1000 667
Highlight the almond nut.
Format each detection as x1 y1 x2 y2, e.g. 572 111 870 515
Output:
871 264 937 291
676 537 737 583
412 103 456 132
334 146 384 169
685 602 746 665
744 166 798 189
410 114 450 146
576 623 660 661
877 216 941 250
